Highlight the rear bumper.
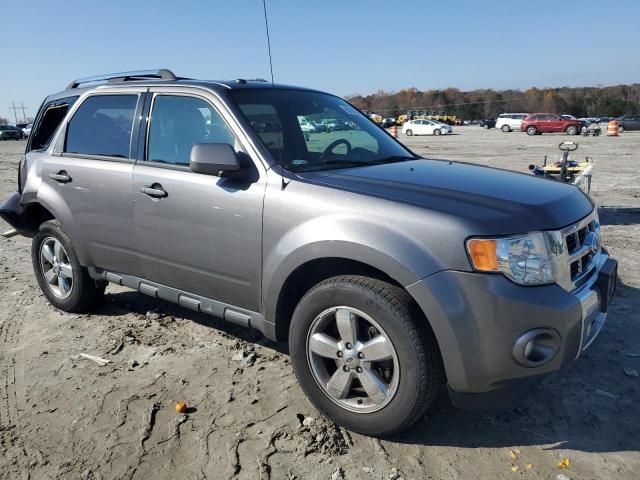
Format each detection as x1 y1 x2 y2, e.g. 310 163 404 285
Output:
407 255 617 407
0 191 30 237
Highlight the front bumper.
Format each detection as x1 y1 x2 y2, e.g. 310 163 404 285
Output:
406 254 617 407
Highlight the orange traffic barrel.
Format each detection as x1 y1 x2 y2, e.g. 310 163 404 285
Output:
607 120 619 136
390 125 398 138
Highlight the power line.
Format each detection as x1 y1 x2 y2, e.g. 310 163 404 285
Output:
360 96 524 113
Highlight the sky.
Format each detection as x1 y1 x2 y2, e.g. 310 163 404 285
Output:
1 0 639 122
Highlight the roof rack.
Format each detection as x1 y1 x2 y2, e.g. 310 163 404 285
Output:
234 78 269 84
66 69 177 89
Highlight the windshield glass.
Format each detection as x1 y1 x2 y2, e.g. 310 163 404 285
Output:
228 88 415 172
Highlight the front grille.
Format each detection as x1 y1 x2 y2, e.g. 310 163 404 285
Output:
559 212 600 290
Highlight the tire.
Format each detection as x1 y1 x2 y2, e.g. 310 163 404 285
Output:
501 125 510 132
405 129 413 136
483 124 489 129
32 220 106 312
289 275 443 436
618 125 624 133
433 129 441 136
566 125 578 136
526 126 537 136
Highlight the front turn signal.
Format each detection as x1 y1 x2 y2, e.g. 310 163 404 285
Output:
467 239 499 271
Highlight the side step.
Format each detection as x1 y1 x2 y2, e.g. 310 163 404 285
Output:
88 267 274 338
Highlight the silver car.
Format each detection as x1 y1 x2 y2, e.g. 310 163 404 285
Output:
0 69 618 436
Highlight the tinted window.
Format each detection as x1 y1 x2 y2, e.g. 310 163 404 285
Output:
30 96 79 152
147 95 237 166
65 95 137 158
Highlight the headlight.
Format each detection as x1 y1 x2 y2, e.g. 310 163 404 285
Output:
466 232 556 285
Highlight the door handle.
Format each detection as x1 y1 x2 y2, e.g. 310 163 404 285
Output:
49 171 72 183
141 185 168 198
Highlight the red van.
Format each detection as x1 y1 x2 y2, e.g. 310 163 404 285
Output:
521 114 584 135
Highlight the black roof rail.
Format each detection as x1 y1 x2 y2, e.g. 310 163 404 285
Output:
66 68 177 89
234 78 269 84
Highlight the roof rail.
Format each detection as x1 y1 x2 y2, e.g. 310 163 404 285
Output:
66 69 177 89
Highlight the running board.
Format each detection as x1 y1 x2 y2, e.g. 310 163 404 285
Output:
1 228 18 238
88 267 273 338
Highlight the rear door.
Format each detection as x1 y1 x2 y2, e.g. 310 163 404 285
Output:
131 89 265 311
42 89 145 275
546 114 563 132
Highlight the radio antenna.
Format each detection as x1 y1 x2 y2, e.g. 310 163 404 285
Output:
261 0 288 189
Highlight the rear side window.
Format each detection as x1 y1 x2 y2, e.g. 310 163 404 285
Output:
29 96 78 152
65 95 138 158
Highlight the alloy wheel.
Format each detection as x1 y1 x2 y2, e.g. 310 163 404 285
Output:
306 306 400 413
39 237 74 299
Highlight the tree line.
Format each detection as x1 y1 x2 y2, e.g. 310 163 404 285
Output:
347 84 640 120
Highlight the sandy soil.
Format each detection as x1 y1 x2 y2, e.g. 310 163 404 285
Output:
1 128 639 480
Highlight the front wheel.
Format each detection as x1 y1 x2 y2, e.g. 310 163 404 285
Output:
483 124 489 129
433 128 442 136
566 125 578 135
527 126 538 136
32 220 106 312
501 125 510 132
618 125 624 133
289 276 443 436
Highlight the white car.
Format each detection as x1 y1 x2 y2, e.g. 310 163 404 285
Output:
496 113 528 132
402 119 452 136
22 123 33 138
298 117 317 133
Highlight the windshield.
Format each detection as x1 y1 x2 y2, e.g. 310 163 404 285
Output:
228 88 415 172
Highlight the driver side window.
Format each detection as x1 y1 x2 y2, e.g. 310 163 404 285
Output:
147 95 238 166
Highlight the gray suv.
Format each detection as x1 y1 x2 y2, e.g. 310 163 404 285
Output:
0 69 618 436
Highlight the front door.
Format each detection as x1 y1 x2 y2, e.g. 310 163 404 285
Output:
42 91 144 276
132 92 265 311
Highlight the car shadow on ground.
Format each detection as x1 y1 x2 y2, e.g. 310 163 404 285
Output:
94 279 639 454
95 290 289 354
598 206 640 226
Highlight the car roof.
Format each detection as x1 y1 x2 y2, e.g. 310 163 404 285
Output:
45 77 325 103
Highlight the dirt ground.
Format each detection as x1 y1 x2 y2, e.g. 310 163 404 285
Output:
1 127 639 480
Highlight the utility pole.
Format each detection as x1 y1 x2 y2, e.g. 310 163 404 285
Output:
10 101 19 124
19 102 27 123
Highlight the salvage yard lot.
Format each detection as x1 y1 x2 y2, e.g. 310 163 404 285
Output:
1 128 639 479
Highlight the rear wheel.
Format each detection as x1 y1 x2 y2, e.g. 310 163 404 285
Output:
618 125 624 133
289 275 443 436
483 124 489 129
32 220 106 312
527 126 538 136
501 125 510 132
566 125 578 135
405 129 413 136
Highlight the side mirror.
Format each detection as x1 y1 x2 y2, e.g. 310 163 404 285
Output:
190 143 242 176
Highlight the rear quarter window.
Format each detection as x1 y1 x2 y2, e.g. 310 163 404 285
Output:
65 94 138 158
28 96 79 152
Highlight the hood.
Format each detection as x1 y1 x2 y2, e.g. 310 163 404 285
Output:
297 159 593 235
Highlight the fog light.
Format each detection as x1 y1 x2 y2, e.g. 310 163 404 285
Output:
512 328 560 367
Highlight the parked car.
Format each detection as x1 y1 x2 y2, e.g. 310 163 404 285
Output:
22 123 33 138
495 113 528 132
479 118 496 129
381 118 395 128
321 118 346 132
560 115 578 121
298 117 317 133
402 119 452 136
0 69 617 436
0 125 22 140
616 115 640 132
521 114 585 136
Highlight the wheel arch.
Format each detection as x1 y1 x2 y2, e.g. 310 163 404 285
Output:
271 256 408 342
